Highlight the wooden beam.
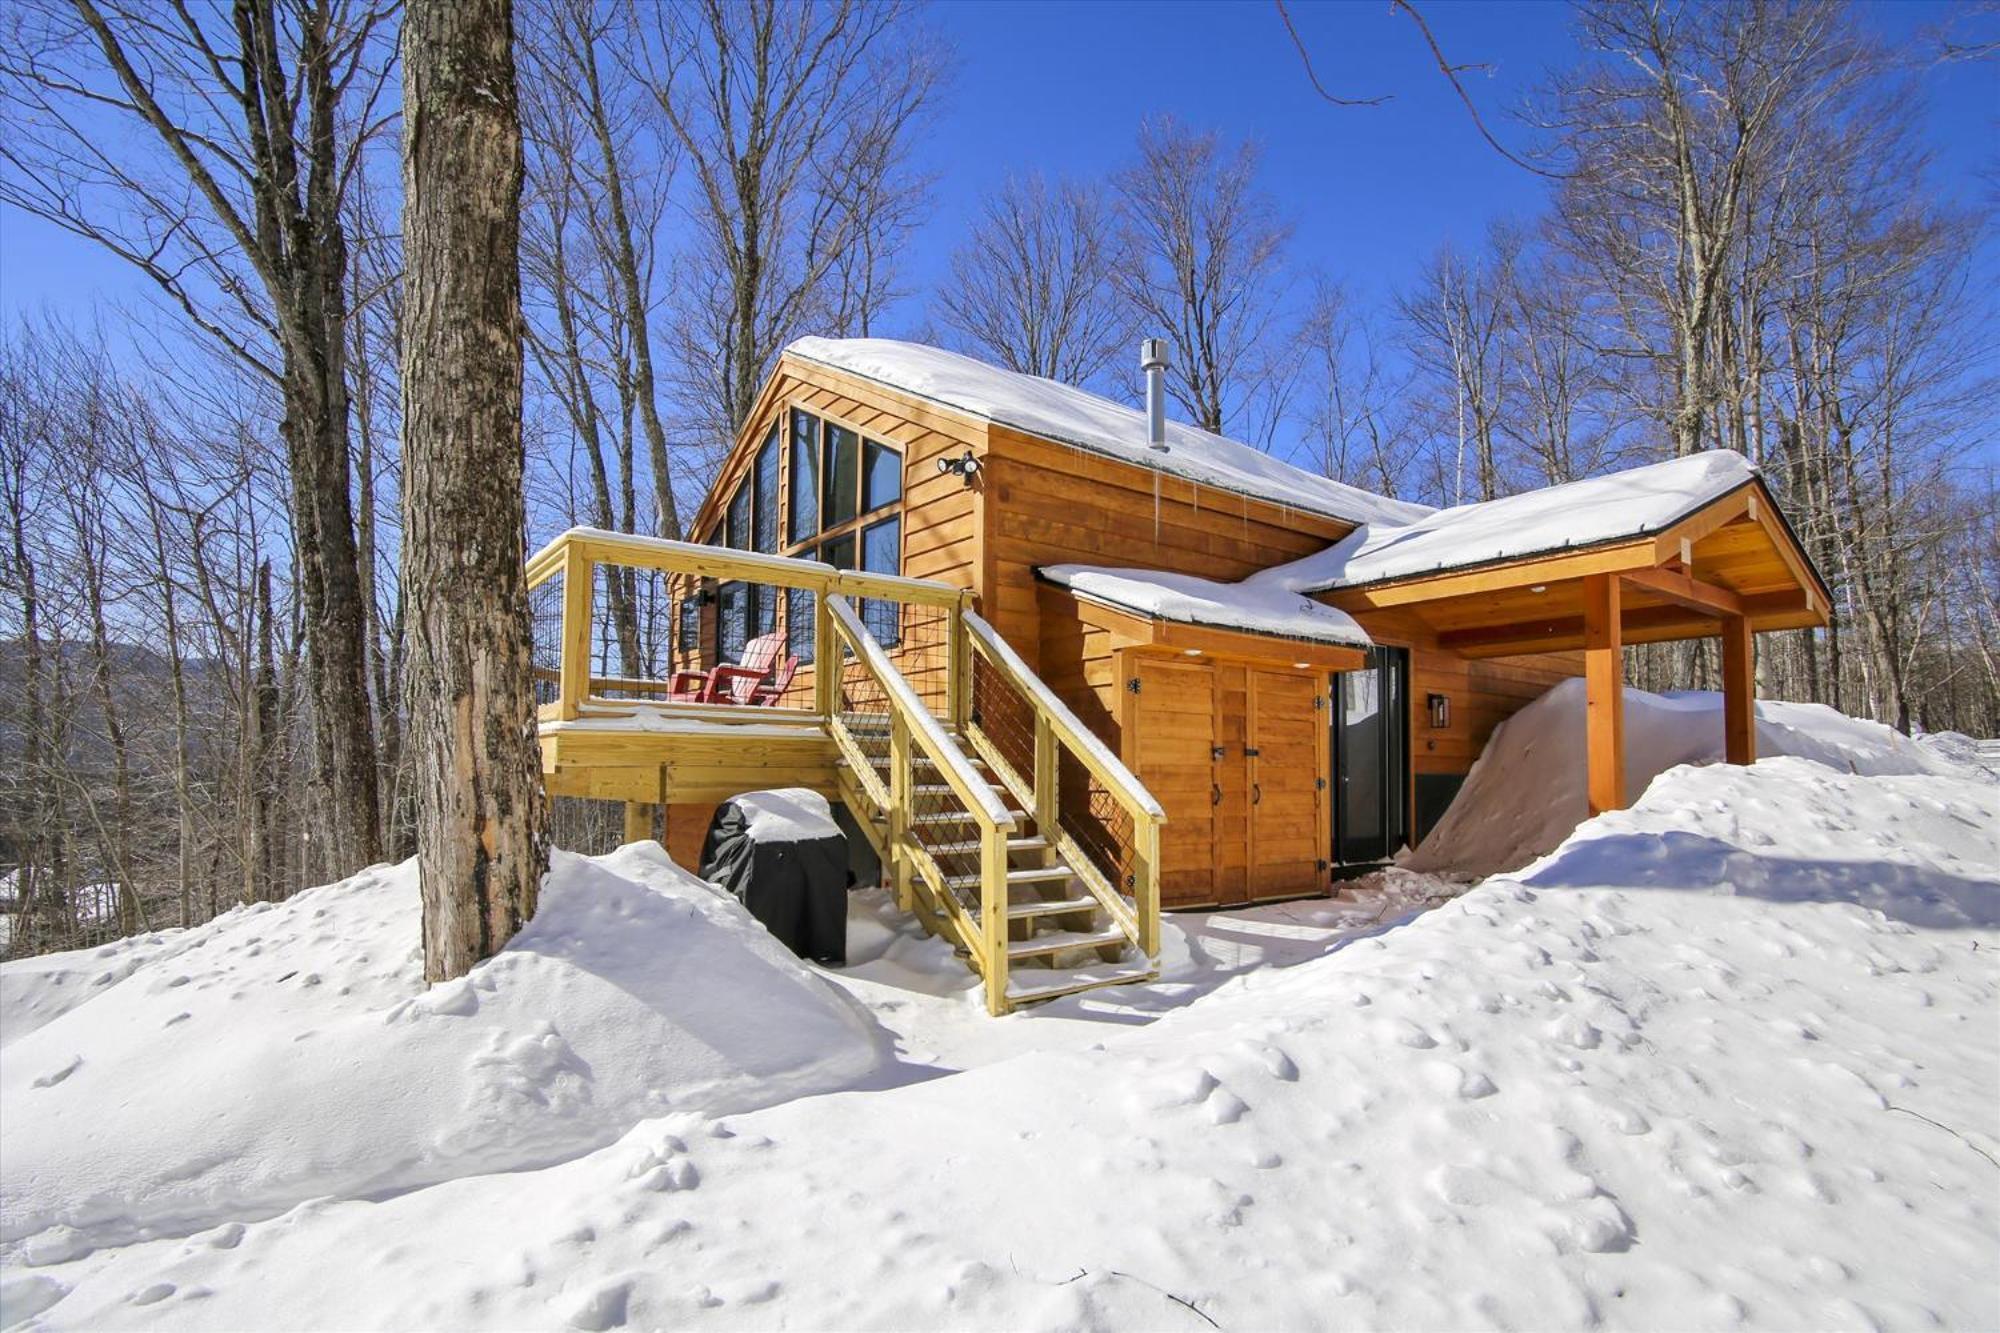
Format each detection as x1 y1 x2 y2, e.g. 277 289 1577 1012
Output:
1623 567 1744 617
1439 603 1715 656
1325 540 1657 611
1721 614 1756 765
623 802 657 845
1583 573 1625 816
1653 485 1753 556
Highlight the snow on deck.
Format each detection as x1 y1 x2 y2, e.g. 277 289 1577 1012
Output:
1039 564 1372 648
788 337 1433 528
1251 450 1756 593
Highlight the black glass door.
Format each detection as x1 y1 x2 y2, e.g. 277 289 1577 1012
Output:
1333 647 1409 865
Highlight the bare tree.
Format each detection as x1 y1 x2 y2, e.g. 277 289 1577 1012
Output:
933 173 1128 387
0 0 399 874
400 0 549 982
1544 0 1860 458
628 0 943 448
1111 116 1292 440
1293 279 1416 499
1399 237 1513 503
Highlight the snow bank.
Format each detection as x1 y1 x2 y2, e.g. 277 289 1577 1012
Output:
1407 678 1964 878
788 337 1432 527
1 930 187 1052
0 844 885 1256
1039 564 1371 647
1251 450 1756 592
17 753 1996 1331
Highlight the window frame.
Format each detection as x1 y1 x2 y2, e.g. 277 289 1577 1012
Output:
779 404 905 566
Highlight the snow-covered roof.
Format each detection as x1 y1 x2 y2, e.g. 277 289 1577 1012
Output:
1248 451 1758 594
786 337 1432 528
1040 565 1373 649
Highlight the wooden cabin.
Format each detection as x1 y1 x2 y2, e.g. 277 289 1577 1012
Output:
528 338 1831 1012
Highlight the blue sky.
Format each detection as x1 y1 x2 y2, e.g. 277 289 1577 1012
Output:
2 0 1993 398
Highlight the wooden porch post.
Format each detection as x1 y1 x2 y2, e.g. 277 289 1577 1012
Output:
1721 614 1756 765
1583 573 1626 816
623 801 656 845
558 543 594 721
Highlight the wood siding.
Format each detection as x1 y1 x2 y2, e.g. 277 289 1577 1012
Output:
983 427 1351 669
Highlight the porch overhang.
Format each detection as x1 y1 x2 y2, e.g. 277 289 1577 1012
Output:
1321 478 1831 659
1322 478 1831 816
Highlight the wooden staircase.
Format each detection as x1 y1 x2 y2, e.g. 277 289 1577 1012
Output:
820 596 1165 1014
840 715 1155 1007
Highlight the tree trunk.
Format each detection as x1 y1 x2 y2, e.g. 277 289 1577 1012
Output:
401 0 549 983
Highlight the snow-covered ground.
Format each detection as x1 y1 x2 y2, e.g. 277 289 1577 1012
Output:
2 701 1995 1331
1407 678 1965 878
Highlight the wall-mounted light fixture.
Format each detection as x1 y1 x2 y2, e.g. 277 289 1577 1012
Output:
1427 692 1450 729
937 451 981 487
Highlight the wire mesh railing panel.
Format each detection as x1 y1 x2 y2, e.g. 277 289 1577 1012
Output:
832 607 992 919
1059 749 1137 901
970 650 1036 796
970 648 1135 902
528 574 562 709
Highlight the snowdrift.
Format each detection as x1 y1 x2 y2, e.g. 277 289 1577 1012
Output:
1406 679 1957 877
11 748 1995 1331
0 844 885 1256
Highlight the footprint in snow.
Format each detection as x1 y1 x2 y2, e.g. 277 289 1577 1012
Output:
1207 1090 1250 1124
0 1275 69 1324
129 1282 176 1306
32 1055 82 1089
1425 1061 1497 1100
1391 1020 1438 1049
563 1278 631 1331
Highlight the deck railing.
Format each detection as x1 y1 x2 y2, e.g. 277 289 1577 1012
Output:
524 526 1162 1013
524 526 971 725
962 612 1165 957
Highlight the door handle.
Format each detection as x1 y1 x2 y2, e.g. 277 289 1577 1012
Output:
1252 783 1262 806
1211 783 1222 806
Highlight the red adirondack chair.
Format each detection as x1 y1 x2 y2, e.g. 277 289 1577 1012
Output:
685 632 800 706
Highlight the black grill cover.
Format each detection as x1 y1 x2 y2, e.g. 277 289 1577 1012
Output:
698 792 848 964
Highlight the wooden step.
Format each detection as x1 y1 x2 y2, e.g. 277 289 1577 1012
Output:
910 807 1026 827
943 864 1074 893
1007 925 1128 961
1005 961 1157 1005
1005 893 1098 921
925 834 1049 858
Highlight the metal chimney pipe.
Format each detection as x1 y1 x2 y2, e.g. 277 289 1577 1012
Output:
1140 338 1169 451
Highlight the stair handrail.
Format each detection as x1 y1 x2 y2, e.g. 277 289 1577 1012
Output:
962 610 1165 957
826 595 1017 1014
827 596 1016 833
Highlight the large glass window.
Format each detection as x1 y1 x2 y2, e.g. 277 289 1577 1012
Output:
822 423 860 528
860 515 902 645
788 410 819 544
753 428 779 553
820 531 856 572
863 440 902 510
725 480 751 551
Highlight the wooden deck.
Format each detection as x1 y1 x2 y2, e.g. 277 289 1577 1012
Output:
525 529 1166 1015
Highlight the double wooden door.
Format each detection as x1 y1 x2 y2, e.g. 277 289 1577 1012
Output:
1128 655 1326 909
